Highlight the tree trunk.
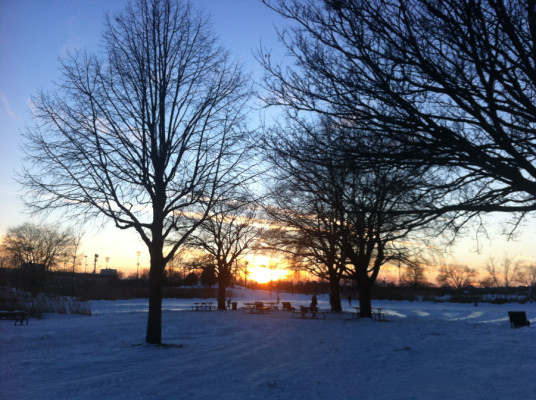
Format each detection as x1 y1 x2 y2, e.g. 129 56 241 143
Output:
357 280 373 318
217 282 228 310
146 255 164 344
329 276 342 312
218 272 230 310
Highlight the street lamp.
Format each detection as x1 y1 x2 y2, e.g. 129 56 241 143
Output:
136 251 141 279
105 257 110 269
93 254 99 274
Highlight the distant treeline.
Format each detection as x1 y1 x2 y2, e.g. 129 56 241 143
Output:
0 268 532 303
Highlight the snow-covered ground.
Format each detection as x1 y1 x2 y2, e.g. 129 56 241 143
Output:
2 289 535 400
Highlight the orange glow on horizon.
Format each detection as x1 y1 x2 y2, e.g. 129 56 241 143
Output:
244 254 289 283
247 266 289 284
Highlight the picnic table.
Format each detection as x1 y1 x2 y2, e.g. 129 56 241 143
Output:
242 302 272 313
0 311 29 325
292 306 326 319
191 302 215 311
281 302 295 311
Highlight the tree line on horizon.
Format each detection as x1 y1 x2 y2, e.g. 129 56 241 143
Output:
6 0 535 344
1 222 535 299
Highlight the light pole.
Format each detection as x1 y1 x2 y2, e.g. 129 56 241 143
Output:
105 257 110 269
136 251 141 280
93 254 99 274
84 255 88 274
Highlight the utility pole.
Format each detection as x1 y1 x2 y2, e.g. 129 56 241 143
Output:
136 251 141 279
93 253 99 274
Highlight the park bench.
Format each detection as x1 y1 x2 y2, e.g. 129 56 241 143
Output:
292 306 326 319
254 302 271 313
508 311 530 328
0 311 29 326
372 308 385 320
352 307 385 320
281 302 295 311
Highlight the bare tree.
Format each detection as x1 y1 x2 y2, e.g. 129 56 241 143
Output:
260 0 536 221
263 118 440 316
518 264 536 294
436 264 477 290
401 262 428 287
186 197 263 310
0 223 76 271
0 223 78 295
21 0 251 344
264 198 347 311
484 255 523 289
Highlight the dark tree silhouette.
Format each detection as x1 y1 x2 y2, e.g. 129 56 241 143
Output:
187 197 263 310
200 263 217 288
263 123 348 312
436 263 477 290
22 0 251 344
263 118 438 316
0 223 78 295
261 0 536 220
0 223 76 271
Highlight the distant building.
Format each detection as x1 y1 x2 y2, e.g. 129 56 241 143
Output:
99 268 118 277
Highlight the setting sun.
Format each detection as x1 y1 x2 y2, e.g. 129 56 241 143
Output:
247 266 288 284
245 254 289 283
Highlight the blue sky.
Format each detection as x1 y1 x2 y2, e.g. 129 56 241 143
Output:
0 0 286 272
0 0 534 275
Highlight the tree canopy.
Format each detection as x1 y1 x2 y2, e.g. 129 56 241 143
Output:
22 0 252 344
261 0 536 218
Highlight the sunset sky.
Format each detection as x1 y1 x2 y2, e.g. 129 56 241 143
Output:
1 0 534 279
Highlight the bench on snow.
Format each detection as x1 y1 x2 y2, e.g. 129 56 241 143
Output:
281 302 295 311
0 311 29 325
508 311 530 328
352 307 384 320
292 306 326 319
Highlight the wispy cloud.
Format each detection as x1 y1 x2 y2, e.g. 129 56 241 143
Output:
0 91 17 119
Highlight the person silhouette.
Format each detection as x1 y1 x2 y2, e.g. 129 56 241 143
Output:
310 294 318 311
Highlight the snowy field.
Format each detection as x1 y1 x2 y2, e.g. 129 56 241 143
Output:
2 288 535 400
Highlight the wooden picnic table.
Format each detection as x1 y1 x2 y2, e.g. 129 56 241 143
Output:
0 311 28 325
242 302 272 313
191 302 215 311
292 306 326 319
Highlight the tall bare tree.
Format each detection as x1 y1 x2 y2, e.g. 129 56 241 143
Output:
484 255 522 288
260 0 536 220
0 223 78 295
263 122 349 312
0 223 76 271
22 0 251 344
519 264 536 292
187 197 263 310
263 118 440 316
436 264 477 290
